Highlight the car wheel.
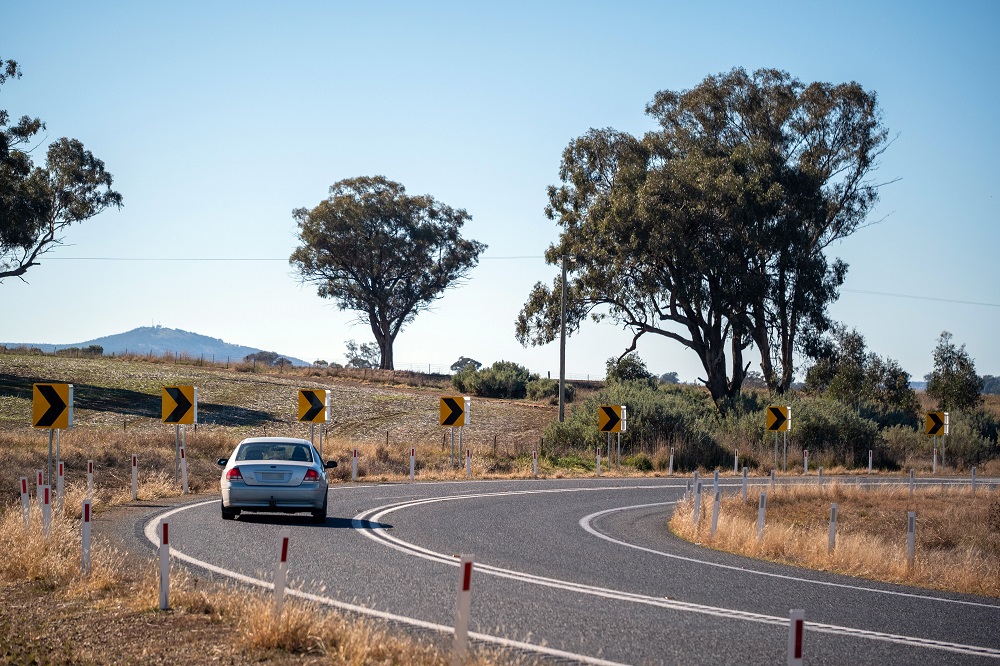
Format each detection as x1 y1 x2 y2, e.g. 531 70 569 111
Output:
221 503 238 521
311 498 327 524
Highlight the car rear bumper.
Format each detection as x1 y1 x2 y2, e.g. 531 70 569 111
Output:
222 485 327 511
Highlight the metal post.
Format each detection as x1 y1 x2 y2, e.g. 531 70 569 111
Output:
174 424 180 484
783 431 787 472
47 430 54 487
558 255 568 422
451 428 455 468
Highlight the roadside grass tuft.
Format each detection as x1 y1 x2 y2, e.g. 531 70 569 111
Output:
670 481 1000 597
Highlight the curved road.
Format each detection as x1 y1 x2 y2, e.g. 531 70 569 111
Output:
140 478 1000 665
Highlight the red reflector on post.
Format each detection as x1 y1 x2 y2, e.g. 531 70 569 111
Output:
462 560 473 591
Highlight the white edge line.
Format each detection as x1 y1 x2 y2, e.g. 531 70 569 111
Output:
579 502 1000 610
353 491 1000 659
142 500 628 666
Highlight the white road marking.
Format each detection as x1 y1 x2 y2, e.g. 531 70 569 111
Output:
352 488 1000 659
143 500 627 666
579 502 1000 610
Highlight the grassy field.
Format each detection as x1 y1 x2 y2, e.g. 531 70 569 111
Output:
670 481 1000 598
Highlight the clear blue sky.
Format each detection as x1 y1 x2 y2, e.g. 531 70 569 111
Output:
3 1 998 382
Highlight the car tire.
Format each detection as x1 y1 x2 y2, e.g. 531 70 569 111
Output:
311 498 327 524
221 503 238 521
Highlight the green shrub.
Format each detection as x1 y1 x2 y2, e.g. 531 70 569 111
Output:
453 360 534 399
526 378 575 403
624 453 653 472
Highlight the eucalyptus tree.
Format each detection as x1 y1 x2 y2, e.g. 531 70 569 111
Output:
517 67 890 411
1 59 122 282
290 176 486 370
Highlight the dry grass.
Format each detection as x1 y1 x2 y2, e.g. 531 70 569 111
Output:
0 500 528 664
670 481 1000 597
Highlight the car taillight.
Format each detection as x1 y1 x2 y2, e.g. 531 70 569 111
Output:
303 469 321 483
227 467 243 481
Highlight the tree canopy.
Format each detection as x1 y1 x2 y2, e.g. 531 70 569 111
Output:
516 67 890 411
925 331 983 412
804 325 918 420
1 59 122 282
290 176 486 370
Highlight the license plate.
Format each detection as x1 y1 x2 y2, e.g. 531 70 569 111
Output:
261 472 284 481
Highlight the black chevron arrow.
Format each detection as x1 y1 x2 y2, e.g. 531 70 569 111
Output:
35 385 67 428
301 391 325 422
927 412 944 435
164 387 193 423
768 407 787 431
442 397 464 426
600 406 621 432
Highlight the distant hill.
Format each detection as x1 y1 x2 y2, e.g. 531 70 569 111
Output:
2 326 309 366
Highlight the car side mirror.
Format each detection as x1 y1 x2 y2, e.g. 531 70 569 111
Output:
217 458 228 466
325 460 338 469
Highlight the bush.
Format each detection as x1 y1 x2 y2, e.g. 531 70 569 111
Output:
453 360 534 399
526 378 575 403
624 453 653 472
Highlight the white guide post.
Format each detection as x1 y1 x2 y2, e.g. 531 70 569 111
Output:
907 511 916 569
668 447 674 476
532 450 538 478
452 555 475 666
410 447 416 482
19 477 30 527
818 467 824 487
909 469 915 498
713 469 719 495
352 449 358 482
274 528 290 618
596 446 601 478
158 519 170 610
710 490 721 538
41 485 51 536
868 450 873 474
87 460 94 497
741 467 748 503
972 466 977 495
734 448 739 474
466 448 472 479
788 609 805 666
770 469 776 492
756 492 767 541
692 481 702 525
828 503 838 555
56 461 65 514
179 445 189 494
803 450 808 475
82 499 92 576
131 454 138 501
35 470 43 504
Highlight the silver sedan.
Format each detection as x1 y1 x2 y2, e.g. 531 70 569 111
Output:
218 437 338 522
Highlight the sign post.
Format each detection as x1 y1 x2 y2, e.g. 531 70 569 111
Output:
32 383 73 486
163 386 197 484
766 406 790 471
440 396 470 469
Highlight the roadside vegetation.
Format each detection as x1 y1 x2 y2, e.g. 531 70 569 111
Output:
0 497 527 665
670 481 1000 598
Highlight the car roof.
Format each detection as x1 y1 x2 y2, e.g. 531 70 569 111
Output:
238 437 312 445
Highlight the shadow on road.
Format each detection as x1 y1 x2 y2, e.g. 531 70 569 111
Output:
233 514 392 530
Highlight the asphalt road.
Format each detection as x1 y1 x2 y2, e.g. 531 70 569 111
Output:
137 477 1000 665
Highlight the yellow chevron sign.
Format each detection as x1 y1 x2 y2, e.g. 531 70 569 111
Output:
766 406 790 432
298 389 328 423
162 386 197 424
599 405 626 433
32 383 73 429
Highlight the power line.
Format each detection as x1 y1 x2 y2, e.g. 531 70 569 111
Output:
42 257 1000 307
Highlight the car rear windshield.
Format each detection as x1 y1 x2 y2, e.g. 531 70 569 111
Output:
236 443 314 463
